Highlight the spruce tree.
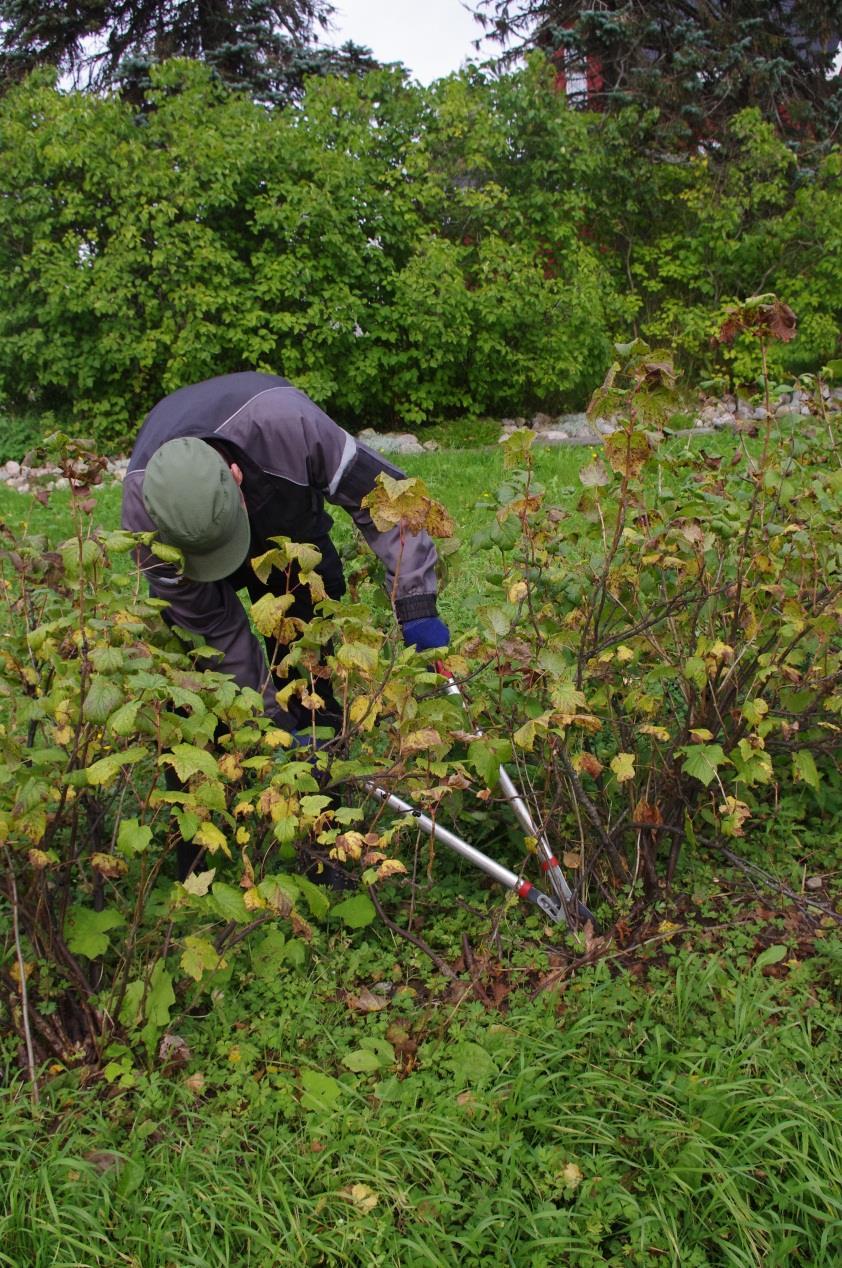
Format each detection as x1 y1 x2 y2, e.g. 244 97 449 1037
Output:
0 0 380 103
474 1 842 144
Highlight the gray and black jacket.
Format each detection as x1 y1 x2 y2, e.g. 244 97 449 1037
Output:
121 372 440 721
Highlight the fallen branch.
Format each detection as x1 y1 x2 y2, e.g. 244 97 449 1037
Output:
713 842 842 925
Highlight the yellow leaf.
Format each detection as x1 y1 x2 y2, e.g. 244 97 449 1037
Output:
561 1163 583 1190
377 859 408 880
339 1183 379 1214
193 822 230 856
349 695 379 731
243 888 268 911
182 869 215 896
236 826 251 845
218 754 243 781
616 645 634 663
562 851 581 869
610 753 636 783
400 728 442 753
332 831 366 862
264 728 294 749
640 724 670 742
508 580 528 604
689 728 714 742
90 852 128 879
708 640 734 663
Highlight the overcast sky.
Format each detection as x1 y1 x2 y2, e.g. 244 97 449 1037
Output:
328 0 497 84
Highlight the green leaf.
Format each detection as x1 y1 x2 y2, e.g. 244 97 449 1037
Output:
792 750 820 790
446 1041 498 1088
90 647 124 674
336 642 379 673
83 677 125 723
477 605 511 637
334 806 365 825
683 657 707 689
65 906 124 958
292 874 331 919
107 700 143 737
210 882 250 924
467 738 510 788
86 746 147 787
331 893 376 929
174 809 201 841
145 960 175 1029
550 680 588 715
61 538 103 580
118 980 144 1029
160 744 219 782
117 817 153 856
755 944 788 969
342 1048 383 1073
300 1068 343 1112
251 927 288 977
681 744 729 788
181 935 225 982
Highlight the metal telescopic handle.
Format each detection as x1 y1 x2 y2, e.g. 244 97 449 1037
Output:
437 666 577 909
366 784 567 924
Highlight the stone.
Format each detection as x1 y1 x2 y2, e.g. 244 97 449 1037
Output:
5 460 20 476
805 876 823 891
533 429 570 444
531 412 554 430
359 431 425 455
557 411 591 437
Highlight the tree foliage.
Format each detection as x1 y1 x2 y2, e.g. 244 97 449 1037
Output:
0 59 840 440
0 0 379 103
474 0 842 144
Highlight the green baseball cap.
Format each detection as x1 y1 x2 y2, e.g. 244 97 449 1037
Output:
142 437 251 582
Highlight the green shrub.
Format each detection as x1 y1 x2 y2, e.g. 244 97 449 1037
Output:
465 308 841 900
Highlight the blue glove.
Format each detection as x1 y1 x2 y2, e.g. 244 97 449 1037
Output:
402 616 450 652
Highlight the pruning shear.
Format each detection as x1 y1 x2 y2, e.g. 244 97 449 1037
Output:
368 665 595 929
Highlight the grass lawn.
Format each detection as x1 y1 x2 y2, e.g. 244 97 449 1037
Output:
1 429 840 1266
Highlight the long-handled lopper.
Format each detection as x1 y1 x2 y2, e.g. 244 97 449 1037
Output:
367 666 596 929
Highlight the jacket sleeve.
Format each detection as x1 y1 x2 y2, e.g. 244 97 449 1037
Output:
121 476 292 727
271 394 442 624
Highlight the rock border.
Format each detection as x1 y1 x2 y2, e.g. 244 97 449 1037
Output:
0 387 837 488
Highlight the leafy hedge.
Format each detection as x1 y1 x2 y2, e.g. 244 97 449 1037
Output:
0 59 840 447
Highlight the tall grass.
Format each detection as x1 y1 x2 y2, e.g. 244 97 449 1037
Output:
1 953 839 1266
